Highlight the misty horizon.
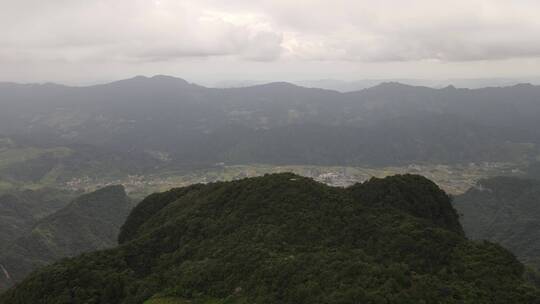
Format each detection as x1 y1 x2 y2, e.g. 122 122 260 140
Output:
3 74 540 92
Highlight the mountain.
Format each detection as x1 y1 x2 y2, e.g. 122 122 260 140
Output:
2 174 538 303
454 176 540 268
0 185 132 290
1 76 540 168
0 188 75 250
294 78 540 92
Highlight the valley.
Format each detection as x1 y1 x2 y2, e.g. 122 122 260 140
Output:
63 161 525 198
0 140 527 198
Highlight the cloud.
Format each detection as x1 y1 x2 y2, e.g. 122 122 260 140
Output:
2 0 540 65
272 0 540 62
0 0 284 63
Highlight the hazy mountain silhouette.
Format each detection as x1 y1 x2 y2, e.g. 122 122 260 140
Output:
1 76 540 166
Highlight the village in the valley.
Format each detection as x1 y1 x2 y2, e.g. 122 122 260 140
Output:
64 162 522 199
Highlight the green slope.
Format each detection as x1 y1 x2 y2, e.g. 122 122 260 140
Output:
454 176 540 268
0 185 132 290
0 188 75 251
1 174 538 303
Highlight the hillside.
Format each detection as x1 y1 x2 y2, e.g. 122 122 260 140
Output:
2 174 538 303
0 136 165 189
0 188 75 250
454 176 540 268
0 185 132 290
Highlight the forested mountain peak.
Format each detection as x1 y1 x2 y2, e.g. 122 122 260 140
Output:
2 174 537 303
349 174 464 235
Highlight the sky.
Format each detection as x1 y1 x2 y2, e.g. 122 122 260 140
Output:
2 0 540 85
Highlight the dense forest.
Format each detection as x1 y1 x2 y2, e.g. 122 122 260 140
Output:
2 174 538 303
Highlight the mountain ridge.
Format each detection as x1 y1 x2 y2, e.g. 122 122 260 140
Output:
2 174 538 303
1 75 540 168
2 75 540 93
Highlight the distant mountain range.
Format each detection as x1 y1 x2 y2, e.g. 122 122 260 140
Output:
212 78 540 92
2 174 538 303
1 75 540 168
297 78 540 92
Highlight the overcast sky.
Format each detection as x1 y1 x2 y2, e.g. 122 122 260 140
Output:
2 0 540 85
